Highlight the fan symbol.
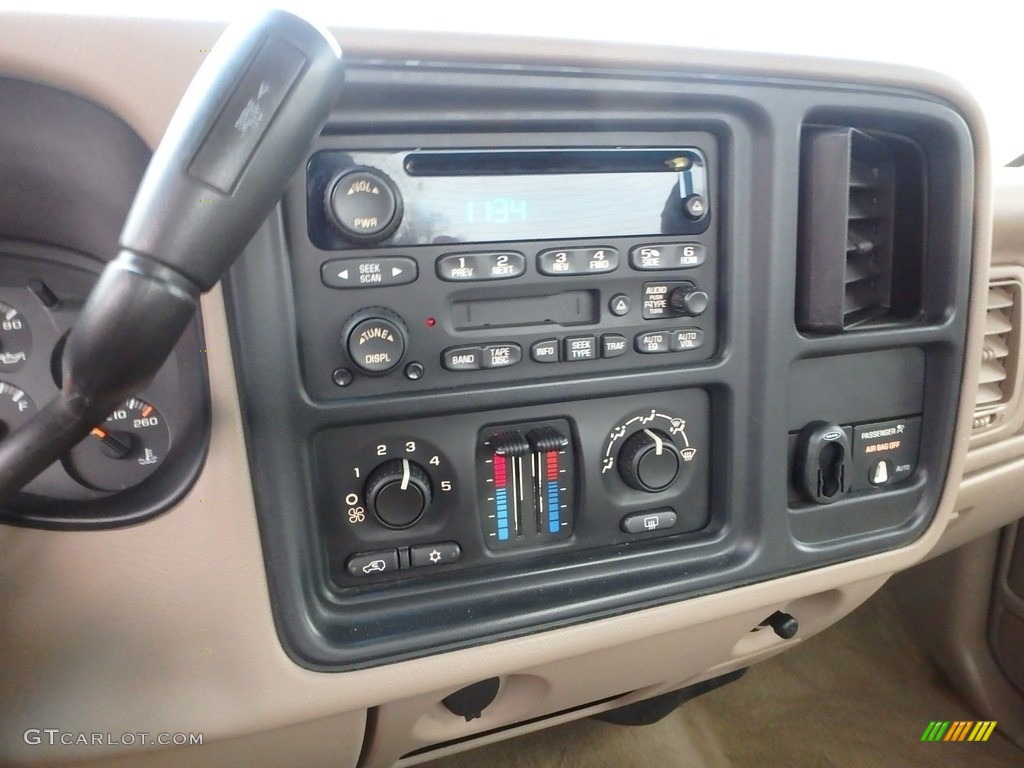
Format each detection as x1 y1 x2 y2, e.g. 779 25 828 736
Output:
428 549 442 564
348 507 365 523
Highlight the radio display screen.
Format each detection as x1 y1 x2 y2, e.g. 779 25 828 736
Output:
308 148 711 247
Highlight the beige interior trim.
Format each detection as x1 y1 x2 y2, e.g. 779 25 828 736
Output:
0 12 993 767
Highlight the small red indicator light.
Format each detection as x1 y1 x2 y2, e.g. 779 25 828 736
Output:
425 317 437 327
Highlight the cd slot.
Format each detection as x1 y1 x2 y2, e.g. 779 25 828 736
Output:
451 291 598 330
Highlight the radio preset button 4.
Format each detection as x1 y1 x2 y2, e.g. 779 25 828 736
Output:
437 252 526 281
321 256 417 288
630 243 706 270
537 247 619 276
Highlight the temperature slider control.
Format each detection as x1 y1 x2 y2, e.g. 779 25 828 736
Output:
477 420 575 550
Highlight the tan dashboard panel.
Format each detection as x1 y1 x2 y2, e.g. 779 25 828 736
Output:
0 12 991 767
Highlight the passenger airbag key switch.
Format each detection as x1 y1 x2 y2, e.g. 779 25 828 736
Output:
794 421 854 504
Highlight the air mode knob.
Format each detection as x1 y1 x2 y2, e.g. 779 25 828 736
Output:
365 458 432 529
617 428 681 492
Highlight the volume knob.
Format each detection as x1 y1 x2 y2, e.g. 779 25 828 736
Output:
365 458 432 529
617 428 680 492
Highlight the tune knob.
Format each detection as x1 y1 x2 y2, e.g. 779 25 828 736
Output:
365 458 432 529
617 428 680 492
343 308 408 375
668 284 709 317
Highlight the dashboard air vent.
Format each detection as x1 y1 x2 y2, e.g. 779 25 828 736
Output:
973 280 1020 432
797 125 925 333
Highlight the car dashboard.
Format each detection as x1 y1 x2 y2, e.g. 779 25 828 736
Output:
3 11 1023 768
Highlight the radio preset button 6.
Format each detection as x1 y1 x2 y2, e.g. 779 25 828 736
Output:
630 243 706 270
531 339 560 363
321 256 418 289
437 252 526 281
443 346 483 371
537 247 619 276
563 335 597 361
482 344 522 369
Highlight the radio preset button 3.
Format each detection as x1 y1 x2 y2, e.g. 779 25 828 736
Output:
537 247 619 276
437 252 526 281
321 256 417 289
629 243 706 270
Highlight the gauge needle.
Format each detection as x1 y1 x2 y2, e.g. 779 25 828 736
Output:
90 427 132 459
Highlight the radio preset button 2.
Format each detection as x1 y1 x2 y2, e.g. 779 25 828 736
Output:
537 247 619 276
321 256 418 289
601 334 628 358
630 243 706 270
563 335 597 361
482 344 522 369
437 252 526 281
531 339 560 363
443 346 483 371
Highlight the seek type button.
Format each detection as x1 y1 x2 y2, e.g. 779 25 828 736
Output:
482 343 522 369
563 336 597 361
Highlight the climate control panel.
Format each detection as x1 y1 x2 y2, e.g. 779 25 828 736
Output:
315 389 710 587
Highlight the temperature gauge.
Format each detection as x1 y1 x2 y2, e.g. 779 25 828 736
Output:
0 301 31 372
0 381 37 440
64 398 171 492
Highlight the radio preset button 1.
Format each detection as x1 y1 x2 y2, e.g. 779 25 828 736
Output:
635 331 671 354
601 334 628 358
437 252 526 281
537 247 619 276
482 344 522 369
670 328 704 351
630 243 706 270
563 335 597 361
442 346 483 371
531 339 560 363
321 256 418 289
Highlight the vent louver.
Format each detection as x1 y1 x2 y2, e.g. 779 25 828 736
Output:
973 281 1020 432
797 125 925 333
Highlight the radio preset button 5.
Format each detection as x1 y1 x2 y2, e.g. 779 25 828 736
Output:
482 344 522 369
531 339 560 363
321 256 418 289
443 346 483 371
537 247 619 276
630 243 706 270
437 252 526 281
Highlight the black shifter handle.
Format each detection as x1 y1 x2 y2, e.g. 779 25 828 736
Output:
0 9 343 502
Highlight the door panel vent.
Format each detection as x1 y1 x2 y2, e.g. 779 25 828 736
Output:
797 126 926 333
973 279 1021 433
